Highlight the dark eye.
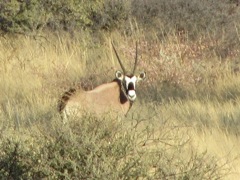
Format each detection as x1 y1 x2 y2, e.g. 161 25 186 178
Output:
117 73 122 78
140 72 146 78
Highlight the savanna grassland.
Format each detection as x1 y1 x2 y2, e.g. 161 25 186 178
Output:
0 0 240 179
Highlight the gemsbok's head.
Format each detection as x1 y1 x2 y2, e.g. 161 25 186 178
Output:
58 42 146 121
112 42 146 102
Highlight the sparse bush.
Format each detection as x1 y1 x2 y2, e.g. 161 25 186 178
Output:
0 115 228 179
131 0 240 57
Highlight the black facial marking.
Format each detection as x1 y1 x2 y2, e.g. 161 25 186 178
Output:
120 89 128 104
113 79 128 104
126 74 134 78
128 82 134 91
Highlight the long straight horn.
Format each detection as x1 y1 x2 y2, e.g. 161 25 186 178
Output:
132 42 138 74
111 42 126 74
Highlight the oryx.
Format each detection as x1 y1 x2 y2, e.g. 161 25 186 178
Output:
58 42 146 120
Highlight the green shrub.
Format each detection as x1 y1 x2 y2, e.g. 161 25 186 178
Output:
0 140 36 179
0 115 227 179
91 0 131 31
1 0 240 57
0 0 45 33
42 0 104 32
0 0 104 34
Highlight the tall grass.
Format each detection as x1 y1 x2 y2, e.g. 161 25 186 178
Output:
0 30 240 178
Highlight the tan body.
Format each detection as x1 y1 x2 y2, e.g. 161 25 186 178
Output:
59 80 131 119
58 42 146 121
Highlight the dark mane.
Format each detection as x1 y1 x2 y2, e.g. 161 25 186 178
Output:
58 88 76 112
113 79 128 104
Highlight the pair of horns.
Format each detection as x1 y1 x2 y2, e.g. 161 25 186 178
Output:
112 42 138 74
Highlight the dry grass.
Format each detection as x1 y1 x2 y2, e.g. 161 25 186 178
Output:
0 31 240 178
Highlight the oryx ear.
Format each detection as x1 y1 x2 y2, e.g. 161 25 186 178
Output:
115 70 124 80
138 71 146 81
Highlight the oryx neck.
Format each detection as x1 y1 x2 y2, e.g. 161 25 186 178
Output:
113 79 129 104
